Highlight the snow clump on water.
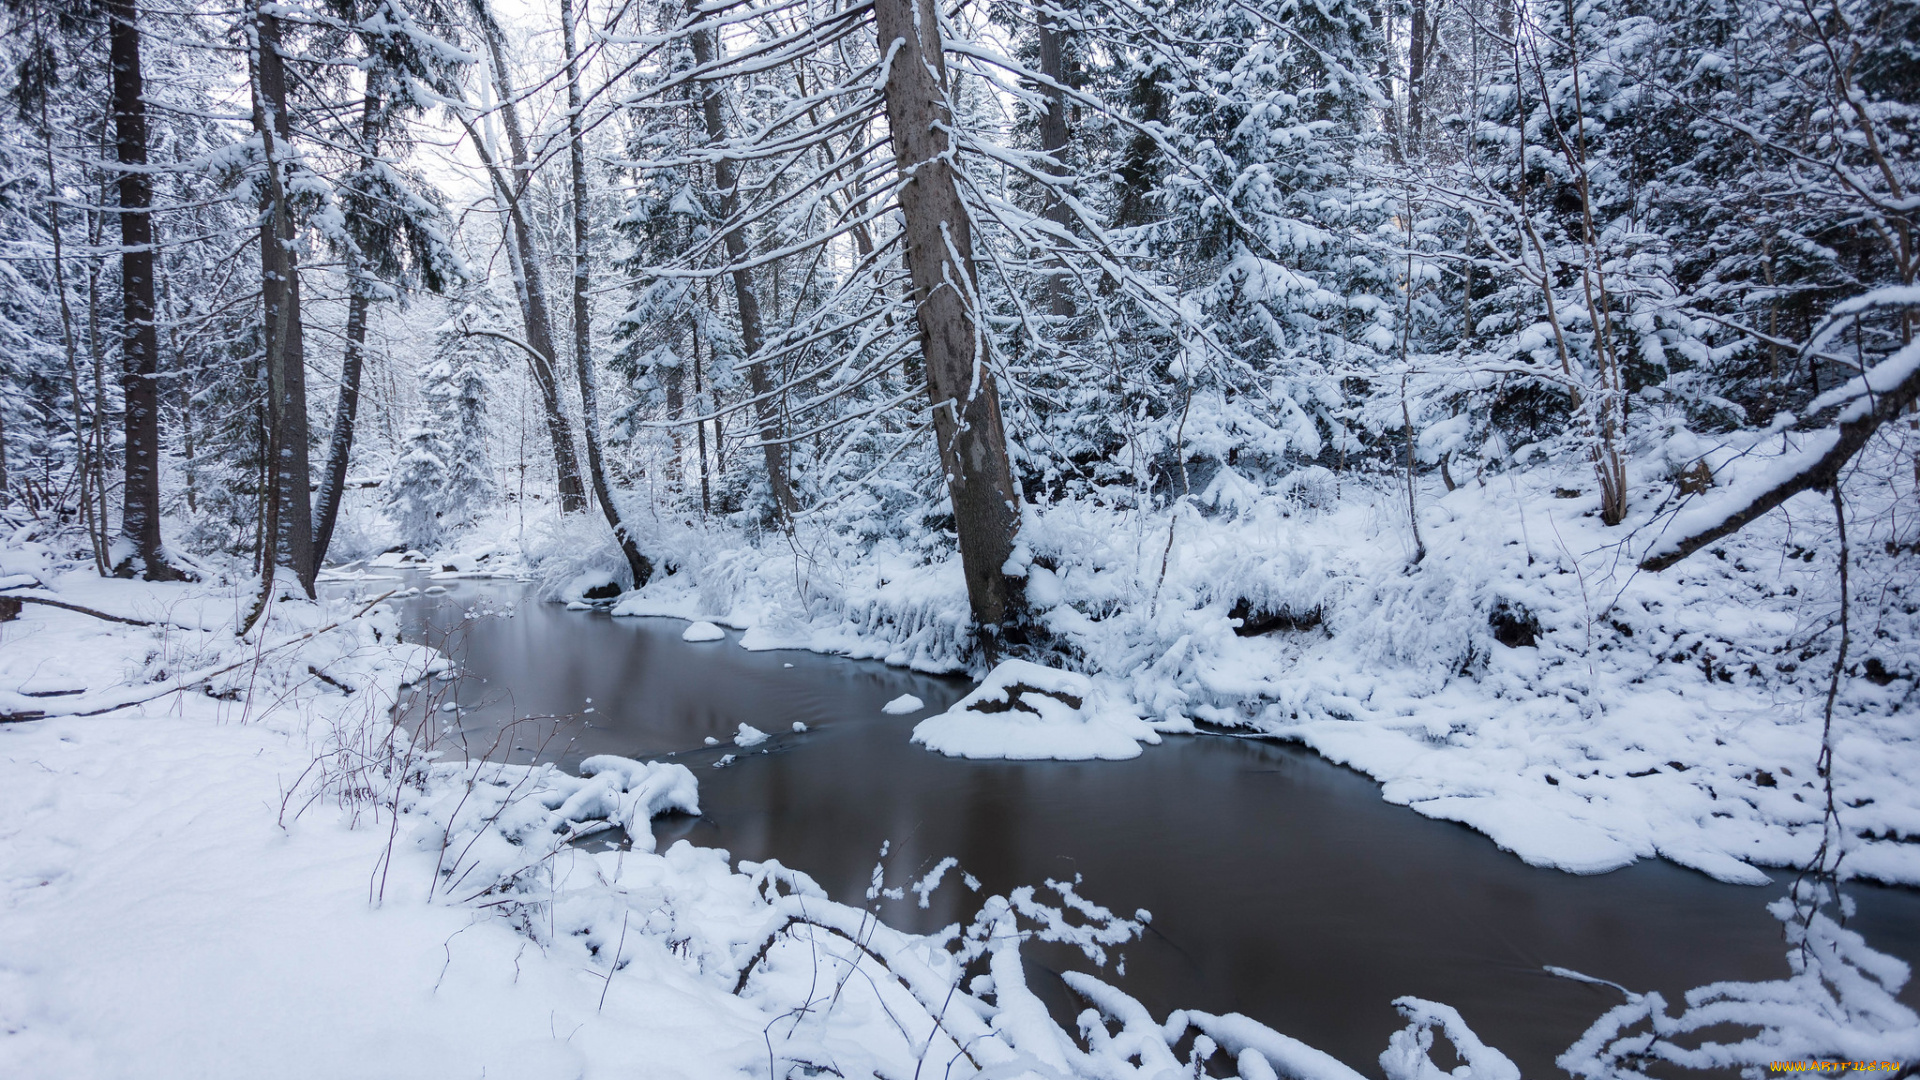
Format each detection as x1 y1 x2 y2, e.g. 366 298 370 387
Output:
733 723 768 747
681 620 726 642
911 659 1161 760
881 693 923 715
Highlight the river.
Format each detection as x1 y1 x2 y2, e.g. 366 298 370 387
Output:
356 575 1920 1076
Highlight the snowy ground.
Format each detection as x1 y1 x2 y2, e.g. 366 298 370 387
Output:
548 445 1920 890
3 516 1917 1075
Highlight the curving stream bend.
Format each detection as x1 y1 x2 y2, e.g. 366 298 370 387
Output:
353 575 1920 1076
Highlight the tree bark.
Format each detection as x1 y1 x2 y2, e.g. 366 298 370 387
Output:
1640 353 1920 571
110 0 180 580
477 3 588 513
1035 4 1074 318
874 0 1024 639
1408 0 1427 146
693 322 710 516
1374 1 1400 161
253 5 316 596
312 92 380 569
562 0 651 586
685 5 796 520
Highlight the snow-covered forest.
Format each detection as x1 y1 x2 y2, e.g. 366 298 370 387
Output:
1 0 1917 1069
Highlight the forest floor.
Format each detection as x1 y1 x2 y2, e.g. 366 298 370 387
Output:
0 557 894 1079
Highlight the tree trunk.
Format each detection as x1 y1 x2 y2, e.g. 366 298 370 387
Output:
874 0 1024 640
312 92 380 569
1036 5 1074 319
110 0 180 580
693 322 710 516
562 0 651 586
477 3 588 514
1641 353 1920 571
312 289 369 568
685 5 796 520
664 339 686 494
1408 0 1427 146
1374 1 1400 161
253 5 316 596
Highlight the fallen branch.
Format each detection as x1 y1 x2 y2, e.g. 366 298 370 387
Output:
0 588 239 632
0 590 397 722
732 914 985 1071
1641 341 1920 572
1 591 158 626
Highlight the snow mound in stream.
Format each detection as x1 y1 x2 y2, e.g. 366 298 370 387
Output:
682 620 726 642
911 660 1160 760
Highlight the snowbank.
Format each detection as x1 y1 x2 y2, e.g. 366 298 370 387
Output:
3 542 1914 1075
911 659 1163 760
589 440 1919 887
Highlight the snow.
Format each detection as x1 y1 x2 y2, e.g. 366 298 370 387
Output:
881 693 924 714
680 620 726 642
3 551 1915 1075
1554 884 1920 1071
558 568 623 606
571 439 1920 887
356 426 1920 887
911 659 1163 761
732 723 768 747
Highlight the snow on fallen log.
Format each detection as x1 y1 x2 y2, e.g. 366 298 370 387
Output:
0 590 420 722
909 658 1161 760
1642 339 1920 571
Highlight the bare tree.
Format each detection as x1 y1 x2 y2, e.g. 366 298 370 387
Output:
874 0 1024 636
562 0 651 584
471 0 588 514
251 1 316 597
685 1 798 520
109 0 180 579
312 92 380 569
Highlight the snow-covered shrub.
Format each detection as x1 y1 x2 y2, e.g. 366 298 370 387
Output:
524 505 632 600
385 424 452 552
1558 883 1920 1075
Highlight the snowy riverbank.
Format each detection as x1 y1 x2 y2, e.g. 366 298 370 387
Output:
4 528 1919 1075
514 448 1920 890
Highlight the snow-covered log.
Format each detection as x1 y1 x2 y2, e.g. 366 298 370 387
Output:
1642 340 1920 571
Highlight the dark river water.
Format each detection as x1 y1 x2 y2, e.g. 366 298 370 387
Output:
356 575 1920 1076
